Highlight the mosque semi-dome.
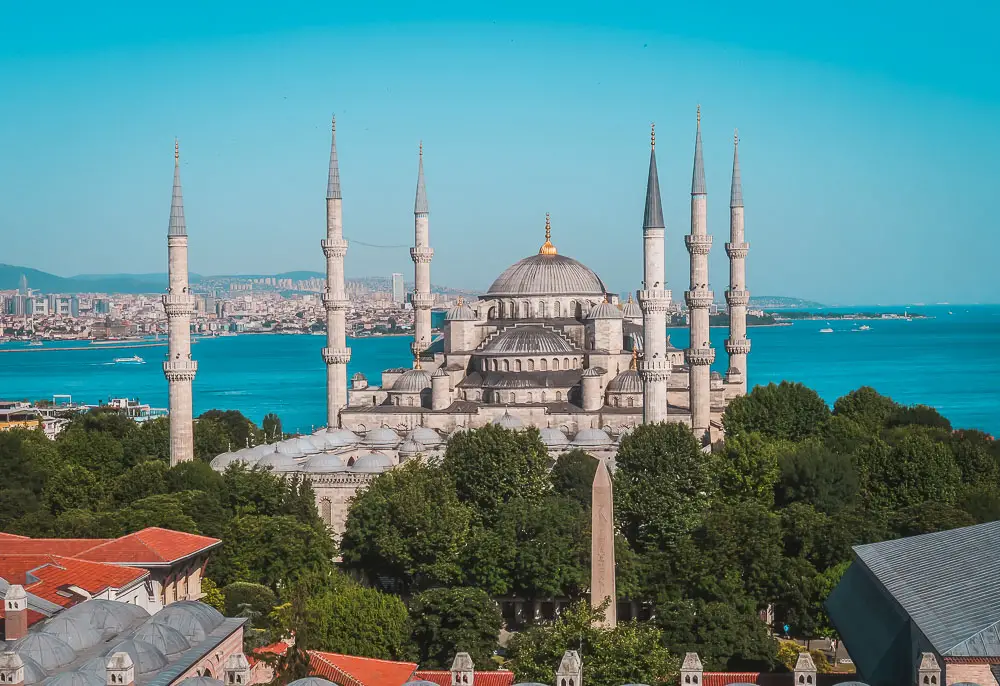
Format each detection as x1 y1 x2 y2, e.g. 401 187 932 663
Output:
482 326 577 355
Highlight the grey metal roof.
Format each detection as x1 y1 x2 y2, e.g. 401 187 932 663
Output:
391 368 432 393
362 426 401 447
691 109 706 195
38 616 102 652
132 621 191 657
11 633 76 671
168 140 187 236
0 579 64 618
853 520 1000 656
288 679 338 686
327 116 341 200
302 452 347 473
486 254 606 297
481 325 578 355
588 302 623 320
643 140 664 230
414 144 428 214
493 411 524 429
102 639 168 675
42 670 105 686
607 369 642 394
730 131 743 208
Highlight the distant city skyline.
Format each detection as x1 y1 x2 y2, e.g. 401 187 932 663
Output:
1 2 998 304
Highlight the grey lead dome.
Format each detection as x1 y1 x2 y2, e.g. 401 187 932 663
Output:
487 253 606 297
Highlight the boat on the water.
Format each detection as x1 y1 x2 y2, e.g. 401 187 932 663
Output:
819 327 834 334
859 325 871 331
27 340 44 347
113 355 145 365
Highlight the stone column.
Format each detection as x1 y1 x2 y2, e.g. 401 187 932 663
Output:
638 124 671 424
411 143 434 356
591 458 616 628
685 108 714 438
163 140 197 466
322 116 351 427
725 130 751 394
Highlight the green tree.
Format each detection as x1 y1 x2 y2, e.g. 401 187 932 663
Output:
120 417 170 463
712 432 783 506
109 460 168 507
832 386 899 433
340 462 472 590
44 464 100 515
221 464 287 516
723 382 830 442
116 494 201 534
949 430 1000 486
442 425 550 523
57 428 126 476
887 404 952 431
775 441 859 514
550 449 599 508
199 409 261 449
858 429 962 508
654 598 777 671
615 423 715 553
890 502 975 538
200 577 227 613
224 581 278 619
507 602 678 686
262 413 283 441
408 587 503 669
500 496 590 598
166 459 225 494
194 418 232 462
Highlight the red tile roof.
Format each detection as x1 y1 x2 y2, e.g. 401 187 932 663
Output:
249 641 290 666
0 533 112 557
310 651 417 686
0 604 47 628
703 673 761 686
415 671 514 686
73 527 221 565
0 554 147 608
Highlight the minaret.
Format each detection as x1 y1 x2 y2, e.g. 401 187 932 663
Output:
322 116 351 427
685 107 714 438
410 142 434 357
725 130 751 393
638 123 671 424
163 140 197 466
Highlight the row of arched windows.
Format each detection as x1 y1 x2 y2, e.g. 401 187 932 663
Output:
481 357 581 372
491 299 591 320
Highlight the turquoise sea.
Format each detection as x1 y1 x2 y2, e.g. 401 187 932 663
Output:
1 305 997 435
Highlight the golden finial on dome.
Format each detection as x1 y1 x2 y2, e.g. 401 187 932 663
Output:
627 293 634 303
414 352 422 370
539 212 558 255
457 296 463 306
630 348 638 370
650 122 655 149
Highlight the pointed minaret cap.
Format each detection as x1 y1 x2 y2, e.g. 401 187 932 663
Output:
168 139 187 236
794 651 817 675
414 141 429 215
681 652 703 672
539 213 557 255
692 106 706 195
918 652 941 673
643 123 665 230
730 129 743 208
327 115 342 200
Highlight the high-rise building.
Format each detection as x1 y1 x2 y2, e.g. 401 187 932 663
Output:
391 273 405 304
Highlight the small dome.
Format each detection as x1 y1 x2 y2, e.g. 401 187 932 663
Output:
351 371 367 382
179 679 225 686
39 615 102 651
540 427 569 446
352 452 395 473
151 601 223 643
288 679 339 686
398 438 425 456
621 295 642 319
103 639 168 674
482 326 577 355
63 599 149 635
12 633 76 671
133 620 191 656
445 301 477 321
403 681 441 686
20 656 47 685
711 370 723 380
587 301 623 320
607 369 642 394
43 671 107 686
573 428 612 446
392 368 433 393
581 367 603 378
362 426 401 448
493 411 524 430
256 451 301 472
209 451 239 470
406 427 443 445
302 453 348 473
276 440 306 458
326 427 362 445
432 367 449 378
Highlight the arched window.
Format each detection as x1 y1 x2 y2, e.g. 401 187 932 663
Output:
509 300 515 318
492 359 499 371
503 359 510 371
528 359 535 371
540 359 547 371
628 396 634 407
564 357 570 368
554 301 561 317
407 396 414 406
541 391 547 402
516 359 522 371
556 391 562 401
527 392 533 402
522 300 530 317
552 357 559 370
568 300 576 318
613 397 620 407
508 392 515 403
320 499 332 525
481 360 487 371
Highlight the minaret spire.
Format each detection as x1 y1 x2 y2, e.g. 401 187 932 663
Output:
725 128 751 394
638 122 671 424
162 139 197 465
322 115 352 426
685 106 714 441
411 141 434 356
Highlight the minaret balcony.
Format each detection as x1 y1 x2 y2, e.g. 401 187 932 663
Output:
411 292 435 309
638 289 671 311
725 289 750 306
322 347 352 364
685 234 713 255
410 247 434 263
685 347 716 366
684 290 714 309
163 359 198 381
162 294 195 315
725 242 749 258
638 357 671 382
725 338 752 355
321 238 348 258
321 292 350 311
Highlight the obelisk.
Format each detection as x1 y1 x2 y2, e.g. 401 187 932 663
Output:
591 457 616 628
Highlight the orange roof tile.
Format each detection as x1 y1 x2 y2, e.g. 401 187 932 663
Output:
703 673 761 686
0 604 47 627
249 641 290 666
0 534 112 557
75 527 220 565
0 554 147 607
310 651 417 686
415 671 514 686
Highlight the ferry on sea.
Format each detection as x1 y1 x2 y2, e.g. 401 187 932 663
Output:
112 355 145 365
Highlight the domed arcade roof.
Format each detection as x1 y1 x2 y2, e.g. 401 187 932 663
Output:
572 428 613 446
392 368 433 393
352 452 395 472
493 411 524 430
540 427 569 446
362 426 401 448
587 301 623 320
607 369 642 394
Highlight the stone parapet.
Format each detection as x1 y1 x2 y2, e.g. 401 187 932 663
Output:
685 347 716 366
685 289 715 309
322 347 352 364
685 234 713 255
411 292 435 309
725 289 750 306
725 338 752 355
163 359 198 381
321 238 348 258
410 246 434 263
162 293 195 315
725 241 749 258
637 289 671 312
321 292 351 311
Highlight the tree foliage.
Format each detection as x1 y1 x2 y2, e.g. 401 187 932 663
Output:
408 587 503 669
723 382 831 442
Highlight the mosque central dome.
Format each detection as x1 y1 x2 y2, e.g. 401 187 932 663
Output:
486 214 606 298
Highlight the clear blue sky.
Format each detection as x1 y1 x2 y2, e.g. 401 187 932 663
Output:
1 1 997 305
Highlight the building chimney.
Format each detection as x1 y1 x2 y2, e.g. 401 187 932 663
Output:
225 652 252 685
917 652 941 686
556 650 582 686
4 585 28 641
450 652 475 686
793 651 817 686
0 651 25 686
106 651 135 686
680 652 703 686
